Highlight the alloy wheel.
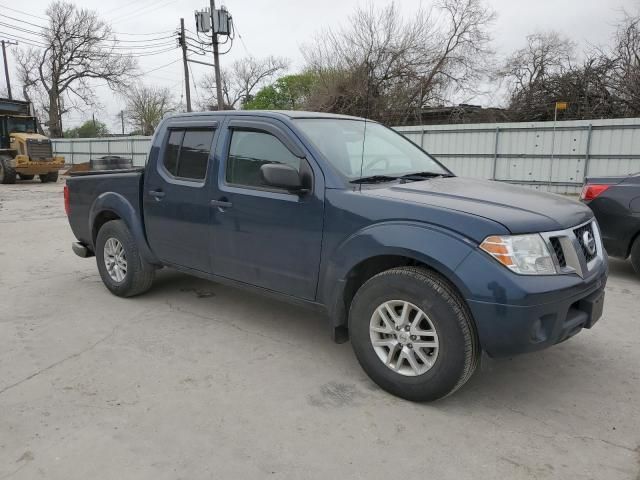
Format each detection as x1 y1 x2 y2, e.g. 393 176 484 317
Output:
104 237 127 282
369 300 439 376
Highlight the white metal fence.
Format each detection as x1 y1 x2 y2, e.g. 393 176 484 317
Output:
52 117 640 194
396 117 640 194
52 136 152 167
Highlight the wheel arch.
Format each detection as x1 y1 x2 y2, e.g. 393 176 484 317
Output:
89 192 159 265
319 222 476 342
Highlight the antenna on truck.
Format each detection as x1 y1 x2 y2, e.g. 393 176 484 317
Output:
357 61 372 192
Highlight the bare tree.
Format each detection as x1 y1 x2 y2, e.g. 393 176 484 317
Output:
499 14 640 122
608 9 640 114
200 55 289 109
498 31 576 120
301 0 495 123
15 1 135 137
125 84 175 136
499 31 575 93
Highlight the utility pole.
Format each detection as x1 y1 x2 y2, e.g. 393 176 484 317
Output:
92 112 96 129
120 110 125 135
179 18 192 112
1 40 17 99
210 0 224 110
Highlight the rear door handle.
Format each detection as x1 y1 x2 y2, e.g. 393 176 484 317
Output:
149 189 165 199
210 199 233 209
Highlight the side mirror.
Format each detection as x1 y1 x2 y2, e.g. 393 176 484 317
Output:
260 163 307 193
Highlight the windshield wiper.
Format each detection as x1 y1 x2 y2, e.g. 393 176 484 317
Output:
350 175 398 184
398 171 454 180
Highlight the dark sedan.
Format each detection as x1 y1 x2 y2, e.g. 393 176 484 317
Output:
581 173 640 275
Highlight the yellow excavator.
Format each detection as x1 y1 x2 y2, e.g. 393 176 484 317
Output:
0 98 64 184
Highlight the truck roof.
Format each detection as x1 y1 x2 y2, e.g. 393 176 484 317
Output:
0 97 31 116
165 110 366 121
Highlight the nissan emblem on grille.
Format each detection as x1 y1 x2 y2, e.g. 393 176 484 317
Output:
582 230 596 257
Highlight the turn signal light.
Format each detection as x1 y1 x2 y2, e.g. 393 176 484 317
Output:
580 184 609 201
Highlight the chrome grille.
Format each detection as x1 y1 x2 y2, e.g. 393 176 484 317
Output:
26 139 53 161
549 237 566 267
541 220 603 278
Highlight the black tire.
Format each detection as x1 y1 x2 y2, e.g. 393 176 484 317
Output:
0 156 17 184
630 236 640 277
39 171 59 183
18 174 35 180
95 219 155 297
349 267 480 402
91 156 133 171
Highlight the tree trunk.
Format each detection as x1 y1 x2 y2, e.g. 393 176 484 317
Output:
48 89 62 138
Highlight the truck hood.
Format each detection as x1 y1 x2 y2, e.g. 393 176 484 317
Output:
363 177 593 234
11 132 49 141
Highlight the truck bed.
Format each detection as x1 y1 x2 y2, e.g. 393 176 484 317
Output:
66 169 145 249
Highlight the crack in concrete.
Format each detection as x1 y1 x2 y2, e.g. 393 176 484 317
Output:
0 308 155 398
0 328 118 397
480 404 639 457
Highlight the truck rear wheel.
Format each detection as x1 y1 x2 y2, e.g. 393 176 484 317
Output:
0 156 17 184
95 220 155 297
39 171 59 183
349 267 480 402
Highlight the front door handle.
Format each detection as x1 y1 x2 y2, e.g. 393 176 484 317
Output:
210 199 233 209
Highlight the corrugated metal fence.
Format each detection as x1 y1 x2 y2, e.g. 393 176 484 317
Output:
52 136 152 167
52 117 640 194
396 117 640 194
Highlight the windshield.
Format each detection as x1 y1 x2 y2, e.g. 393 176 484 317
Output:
7 117 37 134
295 118 448 180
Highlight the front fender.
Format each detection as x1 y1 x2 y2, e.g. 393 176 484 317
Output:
88 192 159 264
319 221 476 327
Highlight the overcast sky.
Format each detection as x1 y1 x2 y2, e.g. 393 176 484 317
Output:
3 0 639 132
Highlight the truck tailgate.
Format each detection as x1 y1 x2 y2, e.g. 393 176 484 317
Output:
66 170 145 248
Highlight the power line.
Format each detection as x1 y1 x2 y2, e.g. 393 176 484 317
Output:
88 56 183 89
232 22 251 56
0 3 48 21
0 18 175 47
0 3 175 36
110 0 180 25
0 22 178 58
0 31 47 48
102 0 157 16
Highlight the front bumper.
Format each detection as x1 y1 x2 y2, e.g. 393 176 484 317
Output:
457 248 608 357
14 156 65 175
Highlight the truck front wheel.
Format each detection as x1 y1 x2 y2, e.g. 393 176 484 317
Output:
349 267 480 402
0 156 17 184
95 220 155 297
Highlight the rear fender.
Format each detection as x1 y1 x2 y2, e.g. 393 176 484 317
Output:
89 192 159 264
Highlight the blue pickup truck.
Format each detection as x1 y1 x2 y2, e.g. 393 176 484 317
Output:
65 111 608 401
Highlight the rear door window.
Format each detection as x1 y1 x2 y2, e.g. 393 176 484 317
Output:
163 130 183 176
162 128 215 181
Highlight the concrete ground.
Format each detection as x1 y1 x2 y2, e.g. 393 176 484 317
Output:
1 180 639 480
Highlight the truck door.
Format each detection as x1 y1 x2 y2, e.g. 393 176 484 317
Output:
209 117 324 300
143 120 219 272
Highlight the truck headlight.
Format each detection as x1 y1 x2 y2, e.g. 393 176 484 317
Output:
480 234 556 275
